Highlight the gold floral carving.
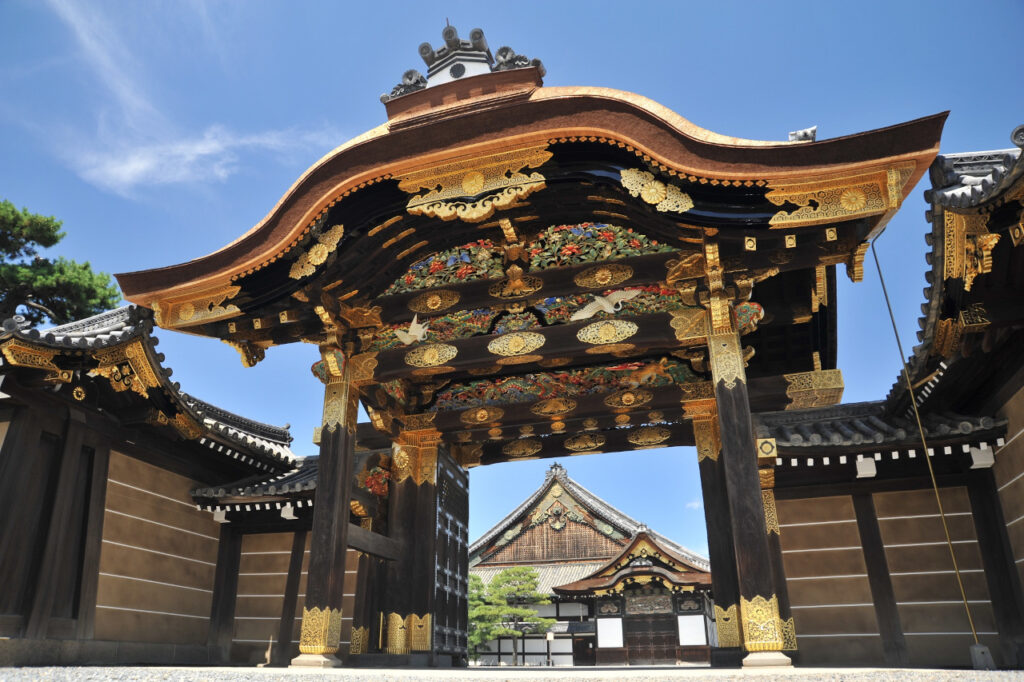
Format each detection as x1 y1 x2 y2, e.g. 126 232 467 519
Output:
152 285 241 329
348 352 379 386
496 354 543 366
603 388 653 409
959 302 990 334
409 613 431 651
740 594 784 652
349 625 368 655
708 332 745 389
405 343 458 368
454 442 483 468
783 369 844 409
693 417 721 462
765 167 912 228
565 433 606 452
298 606 342 655
91 341 161 397
290 224 345 279
398 145 552 223
715 604 740 648
488 264 543 299
401 412 437 431
582 418 599 431
577 320 638 345
574 264 634 289
669 307 707 345
502 438 542 458
620 169 694 213
781 617 798 651
72 386 87 401
488 331 546 357
627 426 671 447
531 398 577 417
336 302 383 329
409 289 460 314
762 489 780 535
223 340 265 368
0 340 71 383
680 382 715 401
665 252 705 286
461 406 504 425
385 612 410 655
943 211 1000 291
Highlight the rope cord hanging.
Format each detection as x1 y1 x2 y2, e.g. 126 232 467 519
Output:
870 241 979 645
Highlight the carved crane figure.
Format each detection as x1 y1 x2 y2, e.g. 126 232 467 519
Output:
569 289 642 321
395 314 429 345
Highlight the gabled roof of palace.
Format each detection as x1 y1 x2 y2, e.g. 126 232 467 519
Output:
468 462 710 572
1 305 298 473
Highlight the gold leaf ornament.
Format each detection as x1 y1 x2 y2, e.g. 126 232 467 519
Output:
577 319 638 345
460 406 505 424
620 169 694 213
565 433 606 452
627 426 671 446
487 331 546 357
409 289 460 314
574 264 634 289
404 343 458 368
503 439 543 458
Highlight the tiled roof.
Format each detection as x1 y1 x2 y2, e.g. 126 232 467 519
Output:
192 457 318 501
755 401 1004 449
471 562 606 595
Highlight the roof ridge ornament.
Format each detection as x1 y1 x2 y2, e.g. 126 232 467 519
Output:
381 26 543 103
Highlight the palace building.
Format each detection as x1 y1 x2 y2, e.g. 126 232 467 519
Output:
1 25 1022 669
469 463 712 666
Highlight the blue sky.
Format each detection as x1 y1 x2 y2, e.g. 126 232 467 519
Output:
2 1 1022 559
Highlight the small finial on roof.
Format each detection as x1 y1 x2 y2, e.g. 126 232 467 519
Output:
1012 124 1024 149
788 125 817 142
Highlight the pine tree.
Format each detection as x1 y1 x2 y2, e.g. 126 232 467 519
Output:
0 199 120 325
474 566 556 666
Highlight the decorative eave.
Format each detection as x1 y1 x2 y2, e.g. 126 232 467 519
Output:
886 125 1024 415
552 531 710 596
114 83 945 321
0 306 297 473
468 463 709 572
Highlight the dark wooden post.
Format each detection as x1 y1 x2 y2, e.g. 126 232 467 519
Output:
208 524 242 661
967 470 1024 668
273 529 307 665
383 425 440 658
291 346 361 667
691 406 743 666
852 493 908 666
703 242 789 665
24 409 85 639
76 439 110 640
758 459 796 657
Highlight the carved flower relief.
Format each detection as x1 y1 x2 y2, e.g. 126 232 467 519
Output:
577 320 638 345
839 188 867 212
627 426 672 446
502 438 542 458
603 388 653 409
487 331 546 357
404 343 458 368
565 433 606 452
460 406 505 424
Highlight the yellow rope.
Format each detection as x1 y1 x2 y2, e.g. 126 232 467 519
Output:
870 241 978 644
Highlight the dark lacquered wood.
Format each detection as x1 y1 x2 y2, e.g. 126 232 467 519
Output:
698 454 742 665
967 470 1024 667
274 529 307 665
347 523 401 560
76 438 110 639
208 525 242 658
25 411 86 638
715 376 777 605
852 493 908 667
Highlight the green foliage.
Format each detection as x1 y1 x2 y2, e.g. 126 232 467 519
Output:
467 566 556 664
0 199 121 325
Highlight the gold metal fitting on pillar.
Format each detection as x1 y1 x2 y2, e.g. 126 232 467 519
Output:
714 603 741 648
385 613 411 655
298 606 343 655
314 346 360 436
392 428 441 485
740 595 785 652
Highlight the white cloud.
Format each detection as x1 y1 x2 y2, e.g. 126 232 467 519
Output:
43 1 343 196
685 499 703 510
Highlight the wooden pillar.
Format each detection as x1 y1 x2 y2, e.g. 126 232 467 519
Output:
76 438 110 640
690 404 742 666
703 242 789 665
348 549 372 657
292 346 360 667
967 470 1024 667
758 455 796 656
273 529 307 665
208 524 242 661
383 425 440 658
852 493 908 667
24 409 86 638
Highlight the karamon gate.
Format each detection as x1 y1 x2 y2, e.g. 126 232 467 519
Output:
113 27 953 667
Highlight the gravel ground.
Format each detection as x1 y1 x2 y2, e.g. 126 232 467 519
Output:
0 668 1018 682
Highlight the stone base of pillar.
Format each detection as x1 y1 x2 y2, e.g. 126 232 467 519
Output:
289 653 343 668
742 651 792 667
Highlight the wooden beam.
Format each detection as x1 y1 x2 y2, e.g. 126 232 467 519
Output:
347 523 401 561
